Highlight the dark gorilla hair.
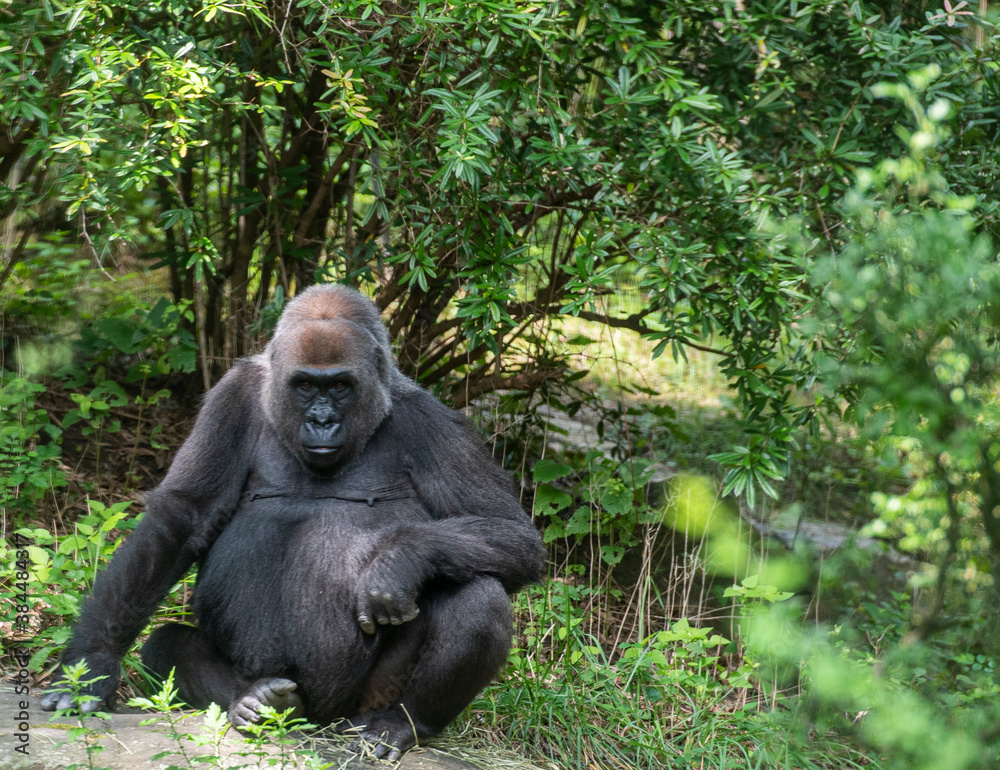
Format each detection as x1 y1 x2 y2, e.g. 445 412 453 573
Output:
42 284 545 761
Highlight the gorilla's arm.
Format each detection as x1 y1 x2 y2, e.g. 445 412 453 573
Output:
355 390 544 630
42 361 263 711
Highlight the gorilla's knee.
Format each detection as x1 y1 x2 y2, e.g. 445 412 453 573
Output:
434 579 512 663
141 622 198 678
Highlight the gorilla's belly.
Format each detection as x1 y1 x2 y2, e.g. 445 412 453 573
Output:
192 496 429 674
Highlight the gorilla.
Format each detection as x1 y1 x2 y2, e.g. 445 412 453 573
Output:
42 284 545 760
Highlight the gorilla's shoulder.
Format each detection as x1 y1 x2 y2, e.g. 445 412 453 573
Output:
393 384 469 424
209 357 267 398
192 357 268 427
386 385 518 508
384 383 482 449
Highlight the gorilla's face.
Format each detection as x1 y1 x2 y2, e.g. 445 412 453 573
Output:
266 309 392 472
291 367 357 470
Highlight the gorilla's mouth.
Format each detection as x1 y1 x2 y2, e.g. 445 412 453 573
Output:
301 422 346 461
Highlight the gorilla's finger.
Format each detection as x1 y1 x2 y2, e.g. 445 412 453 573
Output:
251 681 275 701
44 691 93 713
389 614 403 625
53 694 74 712
376 614 390 626
231 702 259 726
251 684 271 701
402 606 420 623
362 732 397 761
79 697 104 714
40 690 63 711
231 712 252 729
358 614 376 634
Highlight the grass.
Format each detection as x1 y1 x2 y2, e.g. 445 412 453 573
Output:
464 643 880 770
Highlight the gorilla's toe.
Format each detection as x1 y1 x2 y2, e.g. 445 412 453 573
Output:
350 709 420 761
227 677 305 729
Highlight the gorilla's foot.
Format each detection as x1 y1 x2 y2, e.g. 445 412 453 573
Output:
228 677 304 730
332 716 364 736
39 689 105 714
349 707 423 762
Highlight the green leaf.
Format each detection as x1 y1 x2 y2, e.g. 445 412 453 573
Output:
533 483 572 516
27 546 49 565
533 459 572 483
93 318 140 353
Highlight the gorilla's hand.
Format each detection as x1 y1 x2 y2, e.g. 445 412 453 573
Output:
356 557 422 634
40 654 120 714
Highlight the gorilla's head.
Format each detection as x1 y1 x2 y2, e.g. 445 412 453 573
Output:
264 285 394 471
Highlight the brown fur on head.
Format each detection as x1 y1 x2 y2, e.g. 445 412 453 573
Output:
263 285 394 467
273 284 392 355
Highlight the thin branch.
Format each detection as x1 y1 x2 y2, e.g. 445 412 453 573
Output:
508 183 603 232
573 310 729 356
451 367 565 410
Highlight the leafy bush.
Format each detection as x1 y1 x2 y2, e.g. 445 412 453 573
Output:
0 374 65 516
740 63 1000 770
3 500 137 671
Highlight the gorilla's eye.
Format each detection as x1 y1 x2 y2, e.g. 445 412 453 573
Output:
297 381 317 394
333 382 348 391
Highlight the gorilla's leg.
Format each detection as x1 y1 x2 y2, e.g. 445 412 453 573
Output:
141 623 251 709
142 623 305 728
355 578 512 760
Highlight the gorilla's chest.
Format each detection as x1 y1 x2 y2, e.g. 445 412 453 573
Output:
195 437 428 599
207 457 428 564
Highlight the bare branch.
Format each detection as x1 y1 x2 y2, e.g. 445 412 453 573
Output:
451 367 566 410
574 310 728 357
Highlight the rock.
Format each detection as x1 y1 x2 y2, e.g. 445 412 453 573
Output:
0 688 477 770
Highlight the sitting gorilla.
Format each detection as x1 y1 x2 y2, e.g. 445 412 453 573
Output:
42 284 545 760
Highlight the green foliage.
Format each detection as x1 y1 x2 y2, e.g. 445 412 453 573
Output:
77 297 198 381
735 60 1000 770
128 668 328 769
129 669 229 768
723 573 794 604
43 661 113 770
811 63 1000 619
533 450 681 567
0 374 65 515
44 666 325 770
478 581 872 769
2 501 138 669
5 1 996 496
746 600 999 770
2 245 96 337
619 617 732 693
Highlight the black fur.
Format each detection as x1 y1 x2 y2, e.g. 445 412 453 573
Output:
41 285 545 758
